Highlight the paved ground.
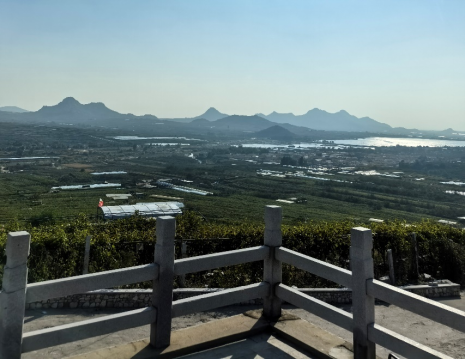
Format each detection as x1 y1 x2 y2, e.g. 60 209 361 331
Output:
22 293 465 359
178 333 316 359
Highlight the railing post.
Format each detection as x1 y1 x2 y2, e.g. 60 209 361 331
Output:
151 216 175 348
351 227 376 359
263 205 282 319
82 235 91 275
0 231 31 359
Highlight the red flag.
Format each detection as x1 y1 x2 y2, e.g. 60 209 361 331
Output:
98 198 103 207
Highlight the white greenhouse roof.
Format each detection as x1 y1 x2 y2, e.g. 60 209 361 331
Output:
100 202 184 220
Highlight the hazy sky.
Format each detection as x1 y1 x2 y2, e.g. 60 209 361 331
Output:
1 0 464 130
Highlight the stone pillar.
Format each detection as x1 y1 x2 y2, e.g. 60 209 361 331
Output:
263 205 282 319
351 227 376 359
150 216 175 348
387 249 396 285
0 231 31 359
82 235 91 275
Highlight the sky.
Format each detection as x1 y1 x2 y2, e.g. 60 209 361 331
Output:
0 0 464 130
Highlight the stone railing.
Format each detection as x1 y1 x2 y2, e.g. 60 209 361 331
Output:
23 281 460 310
1 206 465 359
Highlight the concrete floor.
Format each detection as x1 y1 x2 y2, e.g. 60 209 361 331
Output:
178 333 315 359
21 293 465 359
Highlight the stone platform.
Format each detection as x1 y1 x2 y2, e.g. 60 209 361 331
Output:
69 310 354 359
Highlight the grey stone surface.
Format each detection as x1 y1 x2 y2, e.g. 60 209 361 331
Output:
263 205 282 319
1 264 28 293
22 307 157 353
151 216 175 347
179 333 315 359
0 231 31 359
174 246 268 276
276 247 352 288
26 263 158 303
368 323 450 359
350 227 376 359
276 284 353 332
368 278 465 334
172 282 269 318
5 231 30 267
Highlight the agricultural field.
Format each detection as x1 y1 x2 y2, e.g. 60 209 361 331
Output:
1 121 465 227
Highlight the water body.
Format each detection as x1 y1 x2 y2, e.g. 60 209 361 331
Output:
0 156 59 160
239 137 465 149
145 143 190 146
332 137 465 147
113 136 204 141
239 143 347 149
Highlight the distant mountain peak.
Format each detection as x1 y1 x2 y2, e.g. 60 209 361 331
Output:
204 107 222 114
255 125 296 140
60 97 80 104
195 107 228 121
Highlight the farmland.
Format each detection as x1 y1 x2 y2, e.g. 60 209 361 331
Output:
1 121 465 227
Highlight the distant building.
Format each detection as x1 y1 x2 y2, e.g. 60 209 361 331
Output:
99 202 184 220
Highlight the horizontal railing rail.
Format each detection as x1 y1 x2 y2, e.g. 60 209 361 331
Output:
275 247 352 288
174 246 269 276
368 279 465 334
26 264 159 303
275 284 450 359
22 307 157 353
172 282 270 318
368 324 450 359
276 284 353 332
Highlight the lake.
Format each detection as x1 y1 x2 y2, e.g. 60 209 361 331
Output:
331 137 465 147
239 137 465 149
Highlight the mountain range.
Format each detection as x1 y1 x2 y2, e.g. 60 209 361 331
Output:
0 97 452 135
165 106 394 133
0 106 29 113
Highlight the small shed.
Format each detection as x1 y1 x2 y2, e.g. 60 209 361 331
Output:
99 202 184 220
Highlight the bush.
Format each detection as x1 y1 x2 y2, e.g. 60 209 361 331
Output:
1 212 465 289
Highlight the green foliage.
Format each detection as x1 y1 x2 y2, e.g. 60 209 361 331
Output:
1 212 465 289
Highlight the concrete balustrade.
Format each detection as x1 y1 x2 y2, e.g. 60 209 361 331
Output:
172 282 269 318
0 206 463 359
368 323 450 359
151 216 176 348
0 231 31 359
174 246 269 275
276 284 353 332
26 263 159 303
22 307 157 353
263 205 283 319
275 247 353 288
368 279 465 334
350 227 376 359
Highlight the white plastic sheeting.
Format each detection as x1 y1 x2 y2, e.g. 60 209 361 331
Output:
100 202 184 220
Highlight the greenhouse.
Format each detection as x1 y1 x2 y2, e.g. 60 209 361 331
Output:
99 202 184 220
